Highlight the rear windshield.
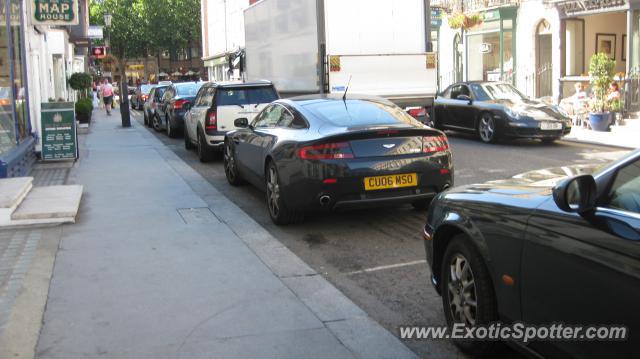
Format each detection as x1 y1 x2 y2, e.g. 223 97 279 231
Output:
176 83 201 96
140 85 153 94
304 100 419 127
216 86 278 106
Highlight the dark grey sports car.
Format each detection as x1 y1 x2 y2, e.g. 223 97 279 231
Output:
224 94 453 224
423 149 640 358
433 81 572 143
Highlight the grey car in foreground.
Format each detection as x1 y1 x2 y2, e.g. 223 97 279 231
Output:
423 149 639 358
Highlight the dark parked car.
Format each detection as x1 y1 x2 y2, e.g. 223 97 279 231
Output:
423 149 640 358
155 82 203 138
144 84 169 128
432 81 572 143
224 94 453 224
131 84 153 110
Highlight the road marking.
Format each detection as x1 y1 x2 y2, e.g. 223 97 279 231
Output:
345 259 427 275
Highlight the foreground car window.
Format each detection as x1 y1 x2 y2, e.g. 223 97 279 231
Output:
607 159 640 214
304 100 420 127
216 86 278 106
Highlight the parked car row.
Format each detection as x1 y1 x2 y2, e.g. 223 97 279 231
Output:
136 80 637 359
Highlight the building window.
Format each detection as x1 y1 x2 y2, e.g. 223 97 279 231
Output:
565 19 585 76
0 23 17 154
10 0 28 140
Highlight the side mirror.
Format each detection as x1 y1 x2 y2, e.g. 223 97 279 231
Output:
234 117 249 128
457 94 473 105
553 174 597 213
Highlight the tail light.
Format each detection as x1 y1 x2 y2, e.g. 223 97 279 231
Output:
298 142 354 160
141 94 148 101
204 109 217 134
174 99 189 109
422 135 449 153
408 107 427 118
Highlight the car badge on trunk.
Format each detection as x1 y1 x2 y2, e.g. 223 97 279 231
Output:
383 144 396 149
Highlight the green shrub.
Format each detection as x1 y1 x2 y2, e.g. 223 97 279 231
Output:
588 53 615 113
75 98 93 115
68 73 92 91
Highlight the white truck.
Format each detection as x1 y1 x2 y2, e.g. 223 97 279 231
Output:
244 0 438 108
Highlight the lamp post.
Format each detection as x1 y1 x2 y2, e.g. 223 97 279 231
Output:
104 12 111 51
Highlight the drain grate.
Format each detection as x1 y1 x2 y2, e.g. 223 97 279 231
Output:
177 207 220 224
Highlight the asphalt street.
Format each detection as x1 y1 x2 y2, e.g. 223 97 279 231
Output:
130 109 629 358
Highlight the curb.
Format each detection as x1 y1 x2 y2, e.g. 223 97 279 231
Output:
131 119 418 359
560 137 637 150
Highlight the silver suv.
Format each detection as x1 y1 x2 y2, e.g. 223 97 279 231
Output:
184 81 279 162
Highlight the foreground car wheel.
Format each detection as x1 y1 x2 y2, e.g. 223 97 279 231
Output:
266 162 303 225
441 234 498 357
478 113 498 143
152 115 161 132
166 116 176 138
224 142 243 186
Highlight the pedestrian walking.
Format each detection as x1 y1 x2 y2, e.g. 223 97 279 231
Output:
101 79 114 116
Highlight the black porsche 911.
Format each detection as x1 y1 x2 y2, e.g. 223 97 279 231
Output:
223 94 453 224
432 81 572 143
423 149 640 358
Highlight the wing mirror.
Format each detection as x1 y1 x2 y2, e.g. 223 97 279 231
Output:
552 174 597 213
457 94 473 105
234 118 249 128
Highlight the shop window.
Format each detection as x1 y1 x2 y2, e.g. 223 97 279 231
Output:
0 25 17 154
565 19 585 76
467 32 502 81
10 0 28 141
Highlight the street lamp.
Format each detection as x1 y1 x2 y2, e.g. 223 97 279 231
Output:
104 12 112 50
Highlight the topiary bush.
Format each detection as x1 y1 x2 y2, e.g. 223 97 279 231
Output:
75 98 94 124
68 72 93 99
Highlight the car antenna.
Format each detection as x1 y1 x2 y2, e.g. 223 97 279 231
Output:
342 75 352 102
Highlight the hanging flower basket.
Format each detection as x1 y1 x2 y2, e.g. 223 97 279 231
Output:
447 13 483 30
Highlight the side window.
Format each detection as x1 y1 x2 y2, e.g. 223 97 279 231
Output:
441 86 452 99
450 85 461 100
606 159 640 214
277 106 306 129
253 105 283 128
459 85 471 97
194 87 205 107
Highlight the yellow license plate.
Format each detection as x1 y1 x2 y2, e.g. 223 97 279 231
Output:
364 173 418 191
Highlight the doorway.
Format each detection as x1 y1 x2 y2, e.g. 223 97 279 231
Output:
536 20 552 98
453 33 463 83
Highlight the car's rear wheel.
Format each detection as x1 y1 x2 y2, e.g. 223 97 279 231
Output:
266 162 303 225
166 116 175 138
184 128 195 150
197 130 214 162
224 141 243 186
478 113 498 143
441 234 499 357
152 114 161 132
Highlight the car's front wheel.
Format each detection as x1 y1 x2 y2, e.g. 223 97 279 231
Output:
166 115 176 138
224 141 243 186
184 128 195 150
265 162 303 225
478 113 498 143
197 130 214 162
152 114 162 132
441 234 499 357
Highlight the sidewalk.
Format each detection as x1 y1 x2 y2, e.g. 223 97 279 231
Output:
562 116 640 149
33 110 416 359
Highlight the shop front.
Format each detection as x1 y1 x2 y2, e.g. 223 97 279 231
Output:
466 7 517 83
204 55 228 82
0 0 35 177
555 0 640 111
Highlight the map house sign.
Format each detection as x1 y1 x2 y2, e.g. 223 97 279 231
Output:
33 0 79 26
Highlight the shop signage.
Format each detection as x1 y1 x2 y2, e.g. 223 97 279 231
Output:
426 53 437 69
431 8 442 27
0 1 21 25
32 0 79 26
88 26 104 39
560 0 627 16
480 43 493 54
41 102 78 161
92 46 106 59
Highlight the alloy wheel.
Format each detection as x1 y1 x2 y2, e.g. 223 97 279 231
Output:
224 143 236 182
447 253 477 326
266 166 280 218
479 115 495 143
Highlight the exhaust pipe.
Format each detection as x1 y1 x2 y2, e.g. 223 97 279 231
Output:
319 195 331 206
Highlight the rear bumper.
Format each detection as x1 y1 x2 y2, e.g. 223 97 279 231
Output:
279 151 453 211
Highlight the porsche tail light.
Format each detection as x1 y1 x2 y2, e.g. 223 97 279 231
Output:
298 142 354 160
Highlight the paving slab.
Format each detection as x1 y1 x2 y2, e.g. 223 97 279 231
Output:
11 185 83 221
0 177 33 209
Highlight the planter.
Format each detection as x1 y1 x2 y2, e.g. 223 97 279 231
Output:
588 112 611 131
76 112 92 124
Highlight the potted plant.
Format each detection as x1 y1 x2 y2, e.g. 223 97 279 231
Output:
447 13 483 30
610 98 624 126
588 53 615 131
68 72 93 99
75 98 94 124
